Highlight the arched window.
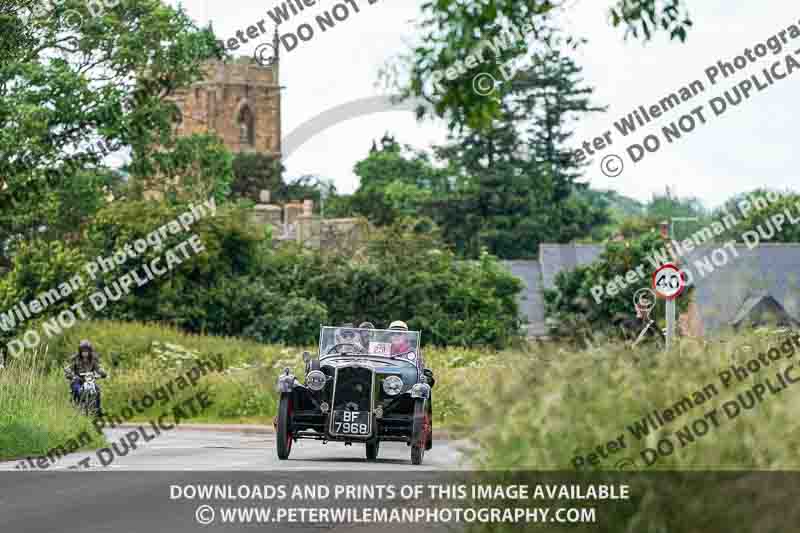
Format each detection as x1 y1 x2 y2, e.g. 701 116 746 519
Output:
173 107 183 130
238 106 255 146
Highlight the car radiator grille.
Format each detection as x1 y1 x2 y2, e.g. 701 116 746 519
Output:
332 366 372 412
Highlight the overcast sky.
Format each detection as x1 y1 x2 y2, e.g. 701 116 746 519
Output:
169 0 798 209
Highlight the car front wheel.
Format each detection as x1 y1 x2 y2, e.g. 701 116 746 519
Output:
276 392 293 460
366 439 380 461
411 398 429 465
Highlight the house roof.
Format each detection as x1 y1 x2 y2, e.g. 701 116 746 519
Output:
539 244 604 290
680 244 800 334
729 292 799 327
503 260 546 336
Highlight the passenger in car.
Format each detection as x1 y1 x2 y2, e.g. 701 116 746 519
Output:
388 320 411 355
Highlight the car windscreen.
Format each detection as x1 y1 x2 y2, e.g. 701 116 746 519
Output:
319 326 420 359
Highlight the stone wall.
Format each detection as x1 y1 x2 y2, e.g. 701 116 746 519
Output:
248 194 368 250
307 216 368 250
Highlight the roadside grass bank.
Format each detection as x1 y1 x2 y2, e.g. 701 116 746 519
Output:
466 329 800 533
470 328 800 470
37 321 516 432
0 350 106 461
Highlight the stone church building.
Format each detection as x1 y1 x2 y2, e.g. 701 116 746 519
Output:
158 52 366 249
169 55 282 158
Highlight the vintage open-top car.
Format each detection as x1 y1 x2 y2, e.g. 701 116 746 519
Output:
274 324 435 464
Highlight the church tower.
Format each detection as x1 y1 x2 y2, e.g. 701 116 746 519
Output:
169 36 282 158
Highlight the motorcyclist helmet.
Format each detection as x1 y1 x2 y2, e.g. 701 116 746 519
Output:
79 340 92 357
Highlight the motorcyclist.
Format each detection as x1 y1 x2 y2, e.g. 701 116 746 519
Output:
388 320 412 355
64 340 108 414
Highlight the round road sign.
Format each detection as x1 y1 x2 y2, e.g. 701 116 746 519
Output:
652 263 685 300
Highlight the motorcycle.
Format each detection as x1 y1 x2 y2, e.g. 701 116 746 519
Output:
76 371 102 416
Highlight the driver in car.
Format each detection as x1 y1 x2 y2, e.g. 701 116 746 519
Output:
388 320 412 355
358 322 375 349
334 324 366 353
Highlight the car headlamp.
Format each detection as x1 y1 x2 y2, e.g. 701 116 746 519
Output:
306 370 326 391
382 375 403 396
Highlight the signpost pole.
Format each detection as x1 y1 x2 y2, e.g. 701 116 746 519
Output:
666 220 675 352
663 216 695 352
665 299 675 351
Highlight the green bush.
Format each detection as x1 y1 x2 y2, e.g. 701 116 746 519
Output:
545 232 688 342
47 320 281 371
470 328 800 470
82 200 265 330
4 202 522 350
43 320 305 425
721 190 800 243
291 221 524 348
0 238 90 351
465 330 800 533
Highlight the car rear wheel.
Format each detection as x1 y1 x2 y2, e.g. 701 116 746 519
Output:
366 439 380 461
276 393 293 460
411 398 428 465
426 403 433 451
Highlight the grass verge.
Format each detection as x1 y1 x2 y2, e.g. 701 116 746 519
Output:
469 328 800 469
30 320 513 433
0 349 107 462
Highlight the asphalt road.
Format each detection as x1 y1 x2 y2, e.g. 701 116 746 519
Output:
0 428 469 533
1 427 469 471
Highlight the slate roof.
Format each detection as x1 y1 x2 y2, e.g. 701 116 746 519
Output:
729 292 800 328
502 260 546 336
679 243 800 335
502 245 604 337
539 244 604 290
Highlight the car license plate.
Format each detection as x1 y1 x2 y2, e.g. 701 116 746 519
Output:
332 410 371 436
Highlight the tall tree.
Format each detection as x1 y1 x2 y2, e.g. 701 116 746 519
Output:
352 135 454 227
0 0 225 246
389 0 691 131
434 98 540 258
432 42 610 259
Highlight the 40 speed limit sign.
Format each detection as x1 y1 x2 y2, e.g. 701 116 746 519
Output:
652 263 686 300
